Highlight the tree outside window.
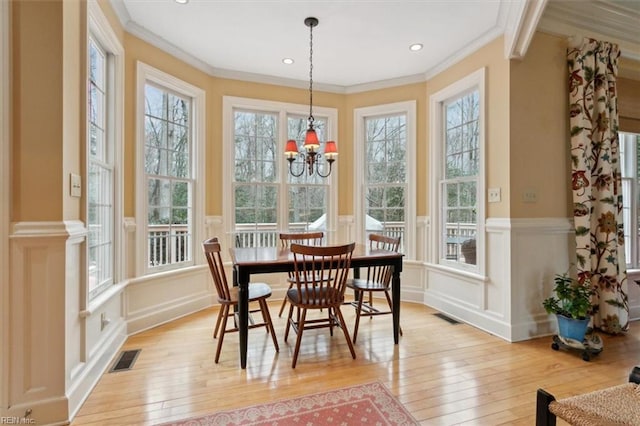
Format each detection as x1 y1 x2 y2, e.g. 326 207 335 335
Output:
442 90 480 265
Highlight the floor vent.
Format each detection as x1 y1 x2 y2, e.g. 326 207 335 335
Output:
433 312 460 324
109 349 141 373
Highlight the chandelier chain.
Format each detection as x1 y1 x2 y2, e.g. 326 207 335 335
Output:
308 21 314 125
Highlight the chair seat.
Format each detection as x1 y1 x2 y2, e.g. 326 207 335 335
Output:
286 287 341 307
218 282 272 304
347 278 388 291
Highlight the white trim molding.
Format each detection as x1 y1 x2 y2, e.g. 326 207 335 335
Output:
1 0 10 417
135 62 207 276
7 221 87 423
503 0 548 59
353 100 417 258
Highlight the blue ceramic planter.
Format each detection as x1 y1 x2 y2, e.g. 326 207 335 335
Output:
556 314 590 342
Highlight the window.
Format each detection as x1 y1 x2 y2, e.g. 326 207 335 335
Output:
136 63 205 274
620 132 640 268
87 2 123 300
223 97 338 248
430 68 485 271
354 102 416 256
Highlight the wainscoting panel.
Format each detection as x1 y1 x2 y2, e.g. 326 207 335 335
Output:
8 221 85 424
508 218 574 341
125 265 212 335
423 218 577 342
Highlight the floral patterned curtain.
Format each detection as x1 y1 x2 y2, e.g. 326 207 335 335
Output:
568 38 627 334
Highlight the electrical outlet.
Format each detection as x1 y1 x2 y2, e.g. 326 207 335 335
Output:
488 187 501 203
100 313 110 331
523 189 537 203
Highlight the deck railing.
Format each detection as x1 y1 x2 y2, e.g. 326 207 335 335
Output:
148 224 191 267
146 222 475 264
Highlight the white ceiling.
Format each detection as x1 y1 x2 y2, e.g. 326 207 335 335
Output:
110 0 640 91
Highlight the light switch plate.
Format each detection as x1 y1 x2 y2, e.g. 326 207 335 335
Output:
70 173 81 197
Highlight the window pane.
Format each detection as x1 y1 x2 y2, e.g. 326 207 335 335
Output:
144 83 193 268
441 88 480 266
88 37 113 298
364 114 407 247
234 110 277 184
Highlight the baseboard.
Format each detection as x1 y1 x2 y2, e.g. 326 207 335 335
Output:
67 319 127 421
4 396 69 426
424 291 512 341
127 293 213 335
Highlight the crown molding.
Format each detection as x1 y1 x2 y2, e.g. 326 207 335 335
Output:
504 0 548 59
424 27 504 81
537 0 640 61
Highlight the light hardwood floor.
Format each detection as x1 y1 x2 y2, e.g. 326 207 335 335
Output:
71 301 640 425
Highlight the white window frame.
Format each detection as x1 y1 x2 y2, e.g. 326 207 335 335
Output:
87 0 124 302
429 68 486 274
620 132 640 269
135 62 205 276
1 0 10 414
354 101 416 258
222 96 339 248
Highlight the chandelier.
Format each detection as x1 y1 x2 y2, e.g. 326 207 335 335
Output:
285 17 337 178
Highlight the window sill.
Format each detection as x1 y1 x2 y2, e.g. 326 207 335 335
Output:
427 261 489 283
80 280 129 318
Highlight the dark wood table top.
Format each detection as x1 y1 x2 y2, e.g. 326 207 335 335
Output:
229 243 403 274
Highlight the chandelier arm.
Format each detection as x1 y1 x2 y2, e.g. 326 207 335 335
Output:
314 155 334 178
287 156 307 178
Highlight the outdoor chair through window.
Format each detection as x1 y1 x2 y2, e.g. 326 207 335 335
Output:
284 242 356 368
202 237 279 363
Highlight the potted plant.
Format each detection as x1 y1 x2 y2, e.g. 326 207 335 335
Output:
542 272 593 343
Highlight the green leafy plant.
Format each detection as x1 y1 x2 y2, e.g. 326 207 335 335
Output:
542 273 593 320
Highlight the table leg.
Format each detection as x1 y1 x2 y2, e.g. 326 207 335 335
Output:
236 267 249 369
392 266 400 344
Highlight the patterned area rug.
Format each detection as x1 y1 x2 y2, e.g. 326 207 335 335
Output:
159 381 418 426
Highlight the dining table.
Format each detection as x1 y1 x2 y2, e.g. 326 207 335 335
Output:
229 243 404 369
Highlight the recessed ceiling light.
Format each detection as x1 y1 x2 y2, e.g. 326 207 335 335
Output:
282 58 294 65
409 43 423 52
175 0 188 4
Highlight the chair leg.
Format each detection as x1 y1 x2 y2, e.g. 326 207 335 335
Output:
259 299 279 352
284 304 294 342
213 305 224 339
335 306 356 359
352 291 364 344
215 305 230 363
291 308 307 368
535 389 556 426
278 282 294 317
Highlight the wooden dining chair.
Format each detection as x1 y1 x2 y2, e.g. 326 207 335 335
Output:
202 237 279 363
277 231 324 317
347 233 402 343
284 242 356 368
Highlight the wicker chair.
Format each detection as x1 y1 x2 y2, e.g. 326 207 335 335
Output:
535 366 640 425
284 242 356 368
202 237 279 363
